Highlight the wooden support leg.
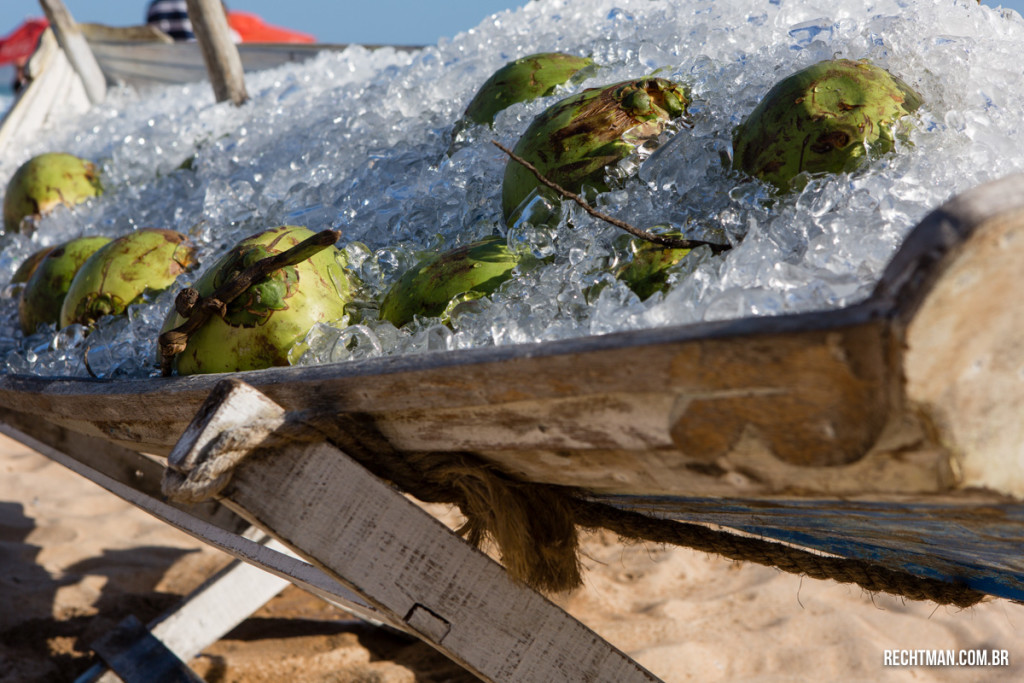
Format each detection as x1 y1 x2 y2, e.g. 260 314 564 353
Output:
0 418 404 679
85 614 207 683
74 534 289 683
164 378 658 683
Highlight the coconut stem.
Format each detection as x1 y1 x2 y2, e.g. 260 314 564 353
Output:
157 229 343 376
492 140 731 254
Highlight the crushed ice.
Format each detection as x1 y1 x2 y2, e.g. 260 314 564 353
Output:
1 0 1023 378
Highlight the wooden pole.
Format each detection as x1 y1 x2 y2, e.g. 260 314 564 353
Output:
185 0 248 105
164 379 660 683
37 0 106 104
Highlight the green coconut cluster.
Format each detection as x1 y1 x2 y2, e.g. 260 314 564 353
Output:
14 229 196 335
732 58 923 191
161 226 359 375
18 236 111 334
379 57 926 326
382 68 696 327
3 153 103 234
463 52 596 126
61 229 197 328
3 55 926 375
501 77 691 221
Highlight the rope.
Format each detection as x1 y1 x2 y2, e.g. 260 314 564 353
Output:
571 498 985 608
353 443 984 606
195 412 986 607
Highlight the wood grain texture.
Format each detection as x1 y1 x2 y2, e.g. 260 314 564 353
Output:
904 207 1024 497
185 0 248 104
167 380 658 682
38 0 106 103
608 494 1024 601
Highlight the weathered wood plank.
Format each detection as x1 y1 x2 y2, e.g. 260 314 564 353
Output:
185 0 247 104
0 419 404 636
78 22 411 92
607 494 1024 601
86 40 336 90
88 614 205 683
165 379 659 682
903 208 1024 497
38 0 106 103
0 314 897 497
0 407 248 535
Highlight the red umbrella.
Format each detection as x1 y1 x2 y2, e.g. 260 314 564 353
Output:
0 17 48 65
227 11 315 44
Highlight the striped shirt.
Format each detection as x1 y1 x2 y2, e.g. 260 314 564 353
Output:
146 0 195 41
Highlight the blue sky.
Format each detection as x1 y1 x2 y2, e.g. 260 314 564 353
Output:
1 1 528 46
2 1 1022 47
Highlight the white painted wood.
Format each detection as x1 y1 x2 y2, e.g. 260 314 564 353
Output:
0 29 90 156
148 541 289 659
165 379 659 682
87 40 330 91
38 0 106 104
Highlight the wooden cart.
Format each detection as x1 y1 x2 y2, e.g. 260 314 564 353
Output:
2 172 1023 680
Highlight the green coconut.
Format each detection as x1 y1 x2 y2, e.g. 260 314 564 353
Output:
732 58 923 191
380 236 520 328
19 236 112 334
614 236 692 301
163 226 357 375
501 77 690 222
60 229 197 328
464 52 596 126
10 245 57 285
3 153 103 234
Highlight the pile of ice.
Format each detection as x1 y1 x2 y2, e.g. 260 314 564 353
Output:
1 0 1023 379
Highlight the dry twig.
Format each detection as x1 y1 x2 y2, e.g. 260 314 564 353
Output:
493 140 731 254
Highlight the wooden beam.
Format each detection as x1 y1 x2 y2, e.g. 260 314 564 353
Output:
37 0 106 104
77 538 295 683
0 418 405 653
165 379 659 682
185 0 248 105
0 406 248 536
87 614 206 683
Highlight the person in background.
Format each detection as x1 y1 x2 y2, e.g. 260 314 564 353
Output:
12 56 29 93
146 0 195 41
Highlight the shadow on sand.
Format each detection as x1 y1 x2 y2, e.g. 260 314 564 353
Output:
0 500 196 682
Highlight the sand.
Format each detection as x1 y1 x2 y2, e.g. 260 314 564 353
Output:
1 430 1022 682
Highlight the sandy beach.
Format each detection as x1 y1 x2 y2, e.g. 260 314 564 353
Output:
2 429 1022 682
